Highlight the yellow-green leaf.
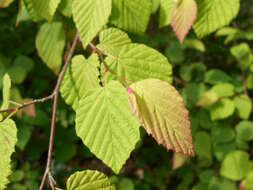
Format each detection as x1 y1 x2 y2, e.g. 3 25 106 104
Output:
159 0 174 27
104 44 172 84
194 0 240 38
60 54 100 110
75 81 141 173
171 0 197 43
36 22 66 74
1 73 11 110
128 79 194 156
98 28 132 56
67 170 115 190
0 119 17 189
72 0 112 49
23 0 61 21
110 0 152 34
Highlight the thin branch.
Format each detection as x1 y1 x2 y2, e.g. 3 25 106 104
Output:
39 32 80 190
241 69 249 96
0 94 54 114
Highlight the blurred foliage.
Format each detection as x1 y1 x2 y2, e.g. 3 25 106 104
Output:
0 0 253 189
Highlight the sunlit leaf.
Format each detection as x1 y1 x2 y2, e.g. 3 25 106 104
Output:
104 44 172 84
1 73 11 110
75 81 141 173
98 28 132 56
36 22 66 74
72 0 111 48
0 119 17 189
0 0 14 8
60 54 100 110
23 0 61 21
110 0 152 34
67 170 115 190
128 79 194 156
159 0 174 27
194 0 240 38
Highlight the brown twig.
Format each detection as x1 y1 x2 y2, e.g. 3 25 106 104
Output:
0 94 54 114
241 69 249 96
39 32 80 190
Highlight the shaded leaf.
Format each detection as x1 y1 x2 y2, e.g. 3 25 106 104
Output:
75 81 140 173
36 22 66 74
129 79 194 156
67 170 115 190
171 0 197 43
0 0 14 8
72 0 111 48
236 121 253 142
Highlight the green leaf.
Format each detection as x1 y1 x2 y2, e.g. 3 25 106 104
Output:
220 151 251 181
236 121 253 142
234 95 252 119
98 28 132 56
60 54 100 110
110 0 152 34
58 0 72 18
104 44 172 84
67 170 115 190
0 119 17 189
210 83 235 98
129 79 194 156
183 39 206 52
1 73 11 110
245 172 253 190
75 81 140 173
230 43 253 70
171 0 197 43
194 131 212 160
204 69 231 85
0 0 14 8
7 66 27 84
211 126 235 144
72 0 112 49
208 98 235 121
247 73 253 90
13 56 34 73
159 0 174 27
194 0 240 38
23 0 61 21
36 22 66 74
197 91 219 107
151 0 160 14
